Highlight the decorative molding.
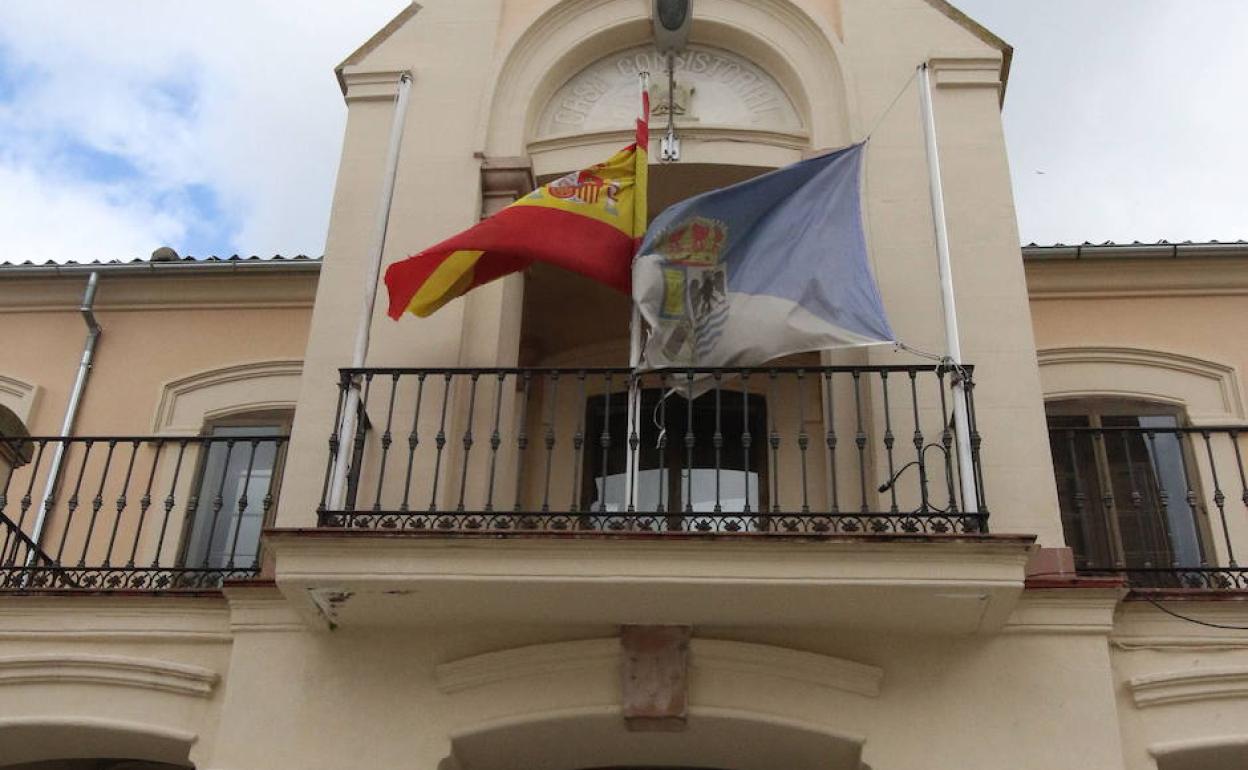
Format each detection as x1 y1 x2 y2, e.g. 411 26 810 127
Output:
0 374 39 426
1129 666 1248 708
152 360 303 434
436 638 617 695
691 639 882 698
340 67 412 103
929 52 1004 92
224 584 307 634
0 654 217 698
435 638 882 700
1037 346 1247 426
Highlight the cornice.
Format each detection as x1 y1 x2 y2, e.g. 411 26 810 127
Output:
0 596 231 642
1128 666 1248 708
340 67 412 103
1112 600 1248 650
223 583 306 634
0 654 217 698
1001 587 1125 636
0 272 318 313
929 52 1004 94
1026 256 1248 299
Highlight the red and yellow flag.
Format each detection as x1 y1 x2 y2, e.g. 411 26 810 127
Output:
386 93 649 319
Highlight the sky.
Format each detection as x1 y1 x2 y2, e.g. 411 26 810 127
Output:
0 1 1244 264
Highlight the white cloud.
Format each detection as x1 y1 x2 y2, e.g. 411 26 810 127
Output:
0 0 408 262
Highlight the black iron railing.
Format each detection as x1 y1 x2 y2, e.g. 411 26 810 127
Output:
0 435 288 590
1050 424 1248 589
319 365 987 535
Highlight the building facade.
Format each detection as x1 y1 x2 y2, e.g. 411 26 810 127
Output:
0 1 1246 768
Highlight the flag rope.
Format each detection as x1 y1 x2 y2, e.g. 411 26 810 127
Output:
859 66 921 142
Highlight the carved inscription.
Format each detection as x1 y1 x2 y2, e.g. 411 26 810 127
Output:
538 45 802 137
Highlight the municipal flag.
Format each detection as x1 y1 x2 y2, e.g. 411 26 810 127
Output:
633 142 893 367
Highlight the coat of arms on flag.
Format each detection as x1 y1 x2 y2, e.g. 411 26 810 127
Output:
649 216 730 362
634 143 895 370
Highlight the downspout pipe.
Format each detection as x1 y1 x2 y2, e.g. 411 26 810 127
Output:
31 271 102 550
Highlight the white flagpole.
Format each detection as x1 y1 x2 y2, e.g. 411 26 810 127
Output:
916 62 979 514
328 71 413 511
624 71 649 514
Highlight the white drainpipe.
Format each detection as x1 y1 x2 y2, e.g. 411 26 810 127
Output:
30 271 102 551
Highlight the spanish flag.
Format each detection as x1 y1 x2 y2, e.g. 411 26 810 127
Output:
386 91 649 319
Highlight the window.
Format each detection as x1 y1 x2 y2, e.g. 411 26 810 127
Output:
1046 399 1208 570
582 388 768 518
181 413 290 571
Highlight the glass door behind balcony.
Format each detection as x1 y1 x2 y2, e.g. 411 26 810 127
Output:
582 388 768 519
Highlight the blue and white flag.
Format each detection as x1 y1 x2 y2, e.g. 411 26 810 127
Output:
634 143 894 368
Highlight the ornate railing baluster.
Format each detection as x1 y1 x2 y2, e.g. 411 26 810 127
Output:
541 373 559 513
1064 429 1092 571
128 439 162 567
317 372 351 522
1119 431 1153 567
429 373 453 513
1176 432 1206 567
153 440 189 568
399 373 426 513
686 371 697 515
372 373 401 512
484 372 506 513
767 369 780 515
227 440 259 570
822 371 838 514
54 439 93 564
1201 430 1235 567
78 439 118 568
102 440 140 568
657 371 670 520
852 369 868 513
512 371 532 515
879 370 898 513
908 369 929 513
740 372 752 517
936 368 958 513
199 439 236 568
456 373 480 513
569 371 586 513
712 373 723 514
600 375 615 514
796 369 810 515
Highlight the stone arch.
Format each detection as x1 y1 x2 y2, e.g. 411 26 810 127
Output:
1036 346 1247 426
479 0 855 159
434 637 879 770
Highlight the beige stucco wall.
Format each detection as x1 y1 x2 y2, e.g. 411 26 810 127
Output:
278 0 1064 548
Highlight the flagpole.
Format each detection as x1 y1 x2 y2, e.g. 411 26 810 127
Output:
916 62 979 514
624 71 649 514
328 71 413 511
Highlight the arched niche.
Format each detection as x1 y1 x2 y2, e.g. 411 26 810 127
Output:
0 717 195 767
480 0 855 172
1037 347 1247 427
445 708 864 770
433 638 878 770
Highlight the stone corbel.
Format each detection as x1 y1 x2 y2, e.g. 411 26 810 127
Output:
478 155 536 218
340 67 411 103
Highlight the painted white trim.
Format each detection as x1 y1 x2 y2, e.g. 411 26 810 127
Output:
152 360 303 435
0 654 217 698
1037 346 1247 426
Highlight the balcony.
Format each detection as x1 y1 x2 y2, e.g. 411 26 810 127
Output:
262 365 1037 633
318 365 988 534
0 434 288 591
1049 422 1248 591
